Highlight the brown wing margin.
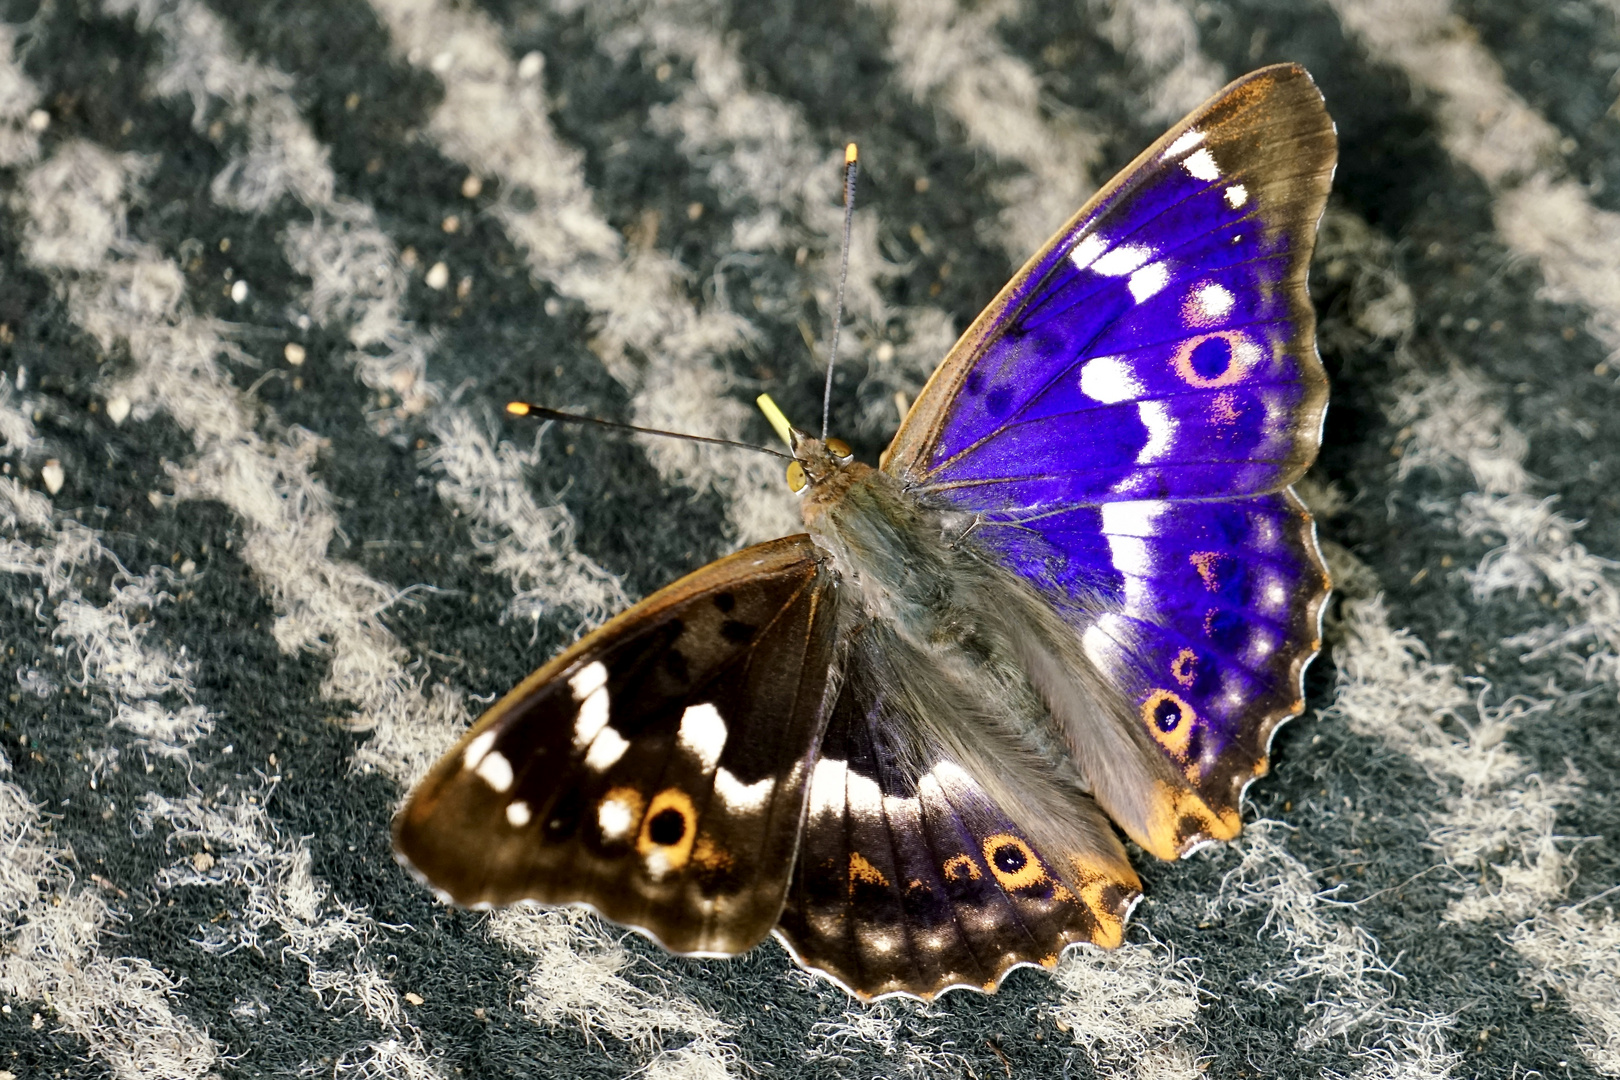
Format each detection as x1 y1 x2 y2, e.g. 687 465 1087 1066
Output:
393 535 844 956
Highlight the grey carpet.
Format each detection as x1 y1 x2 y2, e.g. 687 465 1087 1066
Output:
0 0 1617 1077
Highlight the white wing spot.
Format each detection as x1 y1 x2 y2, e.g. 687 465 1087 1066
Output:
1106 535 1154 576
714 767 774 813
882 793 922 821
676 702 727 773
568 660 607 700
462 730 497 771
1135 400 1176 463
1254 516 1281 549
1187 281 1236 324
1091 244 1153 277
645 848 675 881
475 750 514 792
598 795 636 841
846 768 882 818
1225 184 1248 208
1121 574 1155 615
1246 633 1277 663
1101 500 1169 536
921 760 975 796
809 758 847 821
1183 148 1220 181
1081 616 1129 669
505 801 532 827
584 727 630 771
572 684 611 751
1165 129 1205 157
1069 233 1107 271
1128 261 1170 303
1080 356 1144 403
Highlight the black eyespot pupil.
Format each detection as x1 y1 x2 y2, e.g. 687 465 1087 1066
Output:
1154 699 1182 732
1191 336 1233 379
713 592 735 613
648 808 685 845
994 844 1025 873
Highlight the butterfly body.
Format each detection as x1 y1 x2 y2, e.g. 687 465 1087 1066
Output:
395 64 1337 1000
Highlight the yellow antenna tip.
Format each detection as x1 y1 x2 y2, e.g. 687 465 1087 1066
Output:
845 142 858 165
506 401 532 416
756 394 794 449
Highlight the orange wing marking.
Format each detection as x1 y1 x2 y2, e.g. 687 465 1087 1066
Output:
1169 329 1261 388
637 788 698 877
849 851 890 894
1170 648 1198 687
1190 551 1222 590
1140 689 1196 758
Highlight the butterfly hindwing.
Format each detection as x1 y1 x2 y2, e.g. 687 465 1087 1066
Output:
775 630 1142 1000
971 491 1330 856
393 536 840 957
1072 490 1329 819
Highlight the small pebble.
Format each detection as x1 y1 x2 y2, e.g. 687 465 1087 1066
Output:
190 851 215 872
441 215 460 234
425 262 450 290
230 279 249 304
284 343 307 366
26 109 49 132
106 395 131 424
41 459 63 495
405 992 425 1006
517 51 543 80
460 174 483 198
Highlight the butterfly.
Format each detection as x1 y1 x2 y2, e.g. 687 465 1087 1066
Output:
393 64 1336 1001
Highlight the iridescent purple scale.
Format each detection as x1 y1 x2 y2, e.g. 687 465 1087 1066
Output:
1073 491 1326 802
921 180 1307 511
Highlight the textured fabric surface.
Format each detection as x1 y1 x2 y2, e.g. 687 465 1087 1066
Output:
0 0 1617 1077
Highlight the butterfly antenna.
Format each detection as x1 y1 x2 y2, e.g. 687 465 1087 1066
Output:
506 402 795 461
821 142 858 439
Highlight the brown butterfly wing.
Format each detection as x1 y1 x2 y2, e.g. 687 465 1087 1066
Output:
393 536 841 956
776 626 1142 1000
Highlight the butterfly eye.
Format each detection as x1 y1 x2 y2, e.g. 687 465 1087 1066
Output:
825 438 853 461
786 460 808 493
784 459 810 495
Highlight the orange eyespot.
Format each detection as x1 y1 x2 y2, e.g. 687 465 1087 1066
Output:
825 437 852 460
786 460 808 493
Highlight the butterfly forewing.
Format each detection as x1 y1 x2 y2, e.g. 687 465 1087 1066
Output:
393 536 840 957
884 63 1334 505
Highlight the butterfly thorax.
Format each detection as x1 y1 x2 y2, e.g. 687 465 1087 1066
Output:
793 447 1131 866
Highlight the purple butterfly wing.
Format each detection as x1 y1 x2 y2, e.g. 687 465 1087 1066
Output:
882 64 1335 857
